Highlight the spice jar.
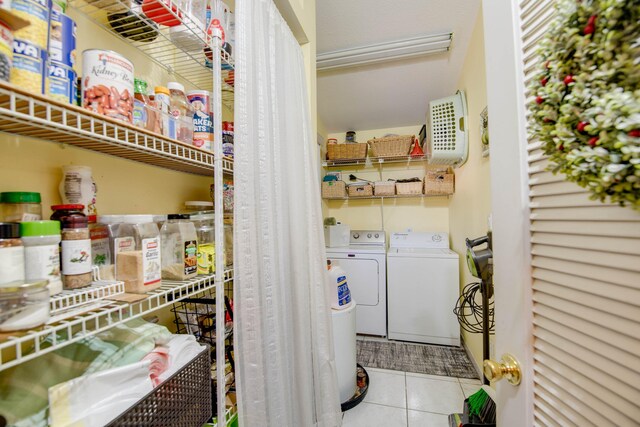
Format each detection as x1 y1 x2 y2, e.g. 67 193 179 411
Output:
116 215 161 293
190 213 215 275
21 221 63 295
0 223 25 286
50 204 85 222
0 280 50 332
161 214 198 281
0 192 42 222
61 215 92 289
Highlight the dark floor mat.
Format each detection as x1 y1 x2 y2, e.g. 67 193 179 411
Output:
357 340 479 379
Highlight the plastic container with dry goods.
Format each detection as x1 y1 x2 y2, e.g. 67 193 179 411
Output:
161 214 198 281
0 192 42 222
0 222 25 286
61 215 92 289
89 217 114 281
0 280 50 332
190 213 216 275
21 221 63 295
116 215 161 293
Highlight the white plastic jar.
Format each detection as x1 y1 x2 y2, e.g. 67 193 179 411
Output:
20 221 63 295
59 165 97 217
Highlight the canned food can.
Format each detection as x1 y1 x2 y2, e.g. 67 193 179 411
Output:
49 10 76 68
0 19 13 82
47 61 76 104
82 49 134 123
187 90 213 151
11 38 46 93
11 0 50 49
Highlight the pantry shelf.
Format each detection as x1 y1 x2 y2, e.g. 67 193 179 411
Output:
68 0 235 110
0 268 234 372
0 82 234 175
323 194 450 201
49 280 126 318
322 155 429 167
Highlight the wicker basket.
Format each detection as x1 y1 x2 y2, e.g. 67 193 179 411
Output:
347 184 373 197
327 143 368 160
374 181 396 196
368 135 413 157
396 180 424 195
425 168 455 195
322 181 346 198
108 346 211 426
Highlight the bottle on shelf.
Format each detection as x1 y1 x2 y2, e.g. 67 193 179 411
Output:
167 82 194 144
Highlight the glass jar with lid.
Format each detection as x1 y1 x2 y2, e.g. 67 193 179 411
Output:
190 213 215 275
61 215 92 289
0 222 25 286
50 204 85 222
161 214 197 281
0 192 42 222
115 215 161 293
0 280 50 332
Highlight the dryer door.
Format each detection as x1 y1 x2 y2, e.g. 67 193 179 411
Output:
327 256 379 306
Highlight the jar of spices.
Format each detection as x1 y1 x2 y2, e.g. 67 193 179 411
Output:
0 192 42 222
0 223 25 286
61 215 92 289
50 204 85 222
161 214 198 281
20 221 63 295
0 280 50 332
116 215 161 293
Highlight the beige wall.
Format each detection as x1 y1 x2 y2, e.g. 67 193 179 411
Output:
448 8 491 371
324 125 450 236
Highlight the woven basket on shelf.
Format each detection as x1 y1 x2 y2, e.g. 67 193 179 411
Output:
368 135 413 157
327 143 368 160
347 184 373 197
424 168 455 195
396 180 423 195
322 181 346 198
374 181 396 196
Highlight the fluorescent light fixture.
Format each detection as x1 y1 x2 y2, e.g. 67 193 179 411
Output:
316 32 452 71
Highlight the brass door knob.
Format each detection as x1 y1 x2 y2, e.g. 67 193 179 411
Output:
483 353 522 385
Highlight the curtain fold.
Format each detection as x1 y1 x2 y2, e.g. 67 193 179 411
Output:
234 0 342 425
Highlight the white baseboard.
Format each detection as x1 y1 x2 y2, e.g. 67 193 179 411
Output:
461 336 483 380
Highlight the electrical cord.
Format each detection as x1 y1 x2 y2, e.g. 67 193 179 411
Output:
453 282 495 334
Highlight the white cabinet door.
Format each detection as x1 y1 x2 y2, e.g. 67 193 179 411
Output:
327 257 379 306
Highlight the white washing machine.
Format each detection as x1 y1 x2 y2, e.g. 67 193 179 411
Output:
326 230 387 337
387 231 460 346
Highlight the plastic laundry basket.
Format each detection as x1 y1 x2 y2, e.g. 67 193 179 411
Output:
428 90 469 167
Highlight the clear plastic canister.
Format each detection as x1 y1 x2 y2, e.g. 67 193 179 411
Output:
0 192 42 222
191 213 215 275
161 214 197 281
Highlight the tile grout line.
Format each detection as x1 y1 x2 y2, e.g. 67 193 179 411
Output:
405 370 409 427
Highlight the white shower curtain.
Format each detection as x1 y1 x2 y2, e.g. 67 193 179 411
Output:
233 0 342 426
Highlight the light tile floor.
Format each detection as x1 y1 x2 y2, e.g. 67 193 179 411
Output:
342 367 482 427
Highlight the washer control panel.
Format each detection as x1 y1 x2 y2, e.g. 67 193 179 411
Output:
350 230 386 246
389 231 449 249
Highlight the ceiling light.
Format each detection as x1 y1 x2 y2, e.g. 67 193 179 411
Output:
316 32 453 71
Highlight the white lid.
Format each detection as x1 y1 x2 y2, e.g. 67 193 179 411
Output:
185 201 213 207
152 215 167 222
122 214 154 224
98 215 124 224
167 82 185 92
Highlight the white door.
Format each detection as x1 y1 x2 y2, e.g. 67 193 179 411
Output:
483 1 640 426
327 256 379 306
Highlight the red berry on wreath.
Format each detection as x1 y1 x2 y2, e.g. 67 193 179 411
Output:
628 129 640 138
564 75 574 85
577 121 588 132
536 96 544 105
541 76 549 86
584 24 595 35
588 137 599 147
558 144 564 151
587 15 597 25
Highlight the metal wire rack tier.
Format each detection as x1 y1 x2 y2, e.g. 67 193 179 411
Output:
69 0 235 110
323 155 429 167
0 82 233 175
0 269 234 371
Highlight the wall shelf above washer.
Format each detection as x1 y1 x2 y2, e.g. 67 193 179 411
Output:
323 155 429 168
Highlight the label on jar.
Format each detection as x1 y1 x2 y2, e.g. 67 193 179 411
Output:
197 243 214 275
133 98 147 128
0 246 25 284
184 240 197 276
25 244 62 288
90 225 111 266
21 213 42 222
61 239 92 274
142 237 161 286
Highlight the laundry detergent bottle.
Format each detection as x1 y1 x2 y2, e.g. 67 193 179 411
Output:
327 259 352 310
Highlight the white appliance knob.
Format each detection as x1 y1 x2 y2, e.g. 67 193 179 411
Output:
375 233 379 238
433 234 442 242
353 233 360 239
367 233 372 238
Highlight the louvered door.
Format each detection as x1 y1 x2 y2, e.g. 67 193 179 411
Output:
520 1 640 426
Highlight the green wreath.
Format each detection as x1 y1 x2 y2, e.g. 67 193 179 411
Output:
530 0 640 209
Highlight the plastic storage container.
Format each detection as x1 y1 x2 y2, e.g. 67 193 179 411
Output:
0 280 50 332
161 214 198 281
116 215 162 293
0 222 25 286
191 213 215 275
61 215 92 289
21 221 63 295
0 192 42 222
168 82 194 144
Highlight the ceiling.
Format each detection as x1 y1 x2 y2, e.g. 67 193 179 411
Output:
316 0 481 134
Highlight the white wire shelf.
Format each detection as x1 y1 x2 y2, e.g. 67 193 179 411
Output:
0 82 234 175
68 0 235 110
323 194 451 200
0 269 234 372
322 155 429 167
50 280 125 317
